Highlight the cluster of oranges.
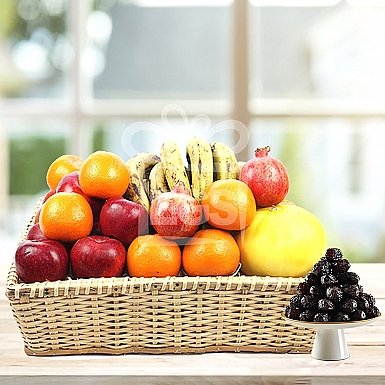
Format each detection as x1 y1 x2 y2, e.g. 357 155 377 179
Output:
35 151 257 279
40 151 130 242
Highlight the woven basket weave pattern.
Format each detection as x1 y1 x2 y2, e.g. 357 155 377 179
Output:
6 200 315 356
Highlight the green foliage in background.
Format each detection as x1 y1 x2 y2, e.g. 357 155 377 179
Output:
9 126 106 196
278 126 311 209
0 0 66 39
9 136 65 195
0 0 18 38
0 0 67 97
92 126 106 152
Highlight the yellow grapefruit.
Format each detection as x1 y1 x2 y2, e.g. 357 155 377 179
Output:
236 204 327 277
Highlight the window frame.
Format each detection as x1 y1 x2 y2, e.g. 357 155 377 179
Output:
2 1 385 165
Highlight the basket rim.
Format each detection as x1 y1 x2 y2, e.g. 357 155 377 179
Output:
6 261 302 299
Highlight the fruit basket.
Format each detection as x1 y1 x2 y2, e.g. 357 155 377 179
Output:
6 200 316 356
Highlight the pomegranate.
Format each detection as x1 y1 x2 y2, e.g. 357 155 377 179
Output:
150 181 202 238
239 146 289 207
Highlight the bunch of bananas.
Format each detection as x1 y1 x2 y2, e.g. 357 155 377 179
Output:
124 137 245 211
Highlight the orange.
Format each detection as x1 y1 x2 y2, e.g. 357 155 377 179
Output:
182 228 240 276
39 192 93 242
79 151 130 199
46 155 83 190
127 234 181 278
201 179 256 231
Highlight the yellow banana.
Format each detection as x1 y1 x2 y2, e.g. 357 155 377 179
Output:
210 142 239 180
186 137 213 202
124 152 160 212
160 141 192 194
149 162 169 202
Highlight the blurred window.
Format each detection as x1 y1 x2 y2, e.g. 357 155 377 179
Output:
93 4 231 99
0 0 70 99
1 0 385 263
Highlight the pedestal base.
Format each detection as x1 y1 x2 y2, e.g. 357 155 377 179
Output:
282 313 378 361
311 328 349 361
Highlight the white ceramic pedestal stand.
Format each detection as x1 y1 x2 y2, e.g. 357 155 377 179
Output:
283 315 378 361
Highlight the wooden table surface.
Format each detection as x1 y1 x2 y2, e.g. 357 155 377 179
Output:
1 263 384 384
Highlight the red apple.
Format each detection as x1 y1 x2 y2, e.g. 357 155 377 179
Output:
56 171 84 195
15 240 69 283
42 189 56 203
27 223 49 241
99 197 149 246
70 235 126 278
88 197 105 234
34 207 42 224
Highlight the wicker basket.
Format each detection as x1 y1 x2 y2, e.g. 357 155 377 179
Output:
6 200 315 356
